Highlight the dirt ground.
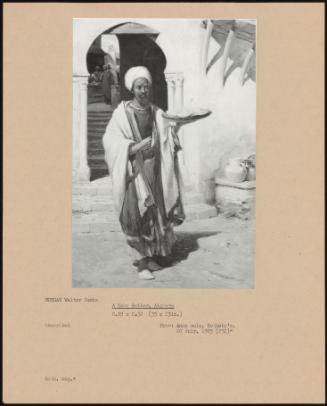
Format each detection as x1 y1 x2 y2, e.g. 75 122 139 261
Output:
73 215 255 289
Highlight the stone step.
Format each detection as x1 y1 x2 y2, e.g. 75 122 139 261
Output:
88 118 110 122
88 149 105 156
88 100 105 105
89 100 105 104
72 197 215 215
88 135 106 140
88 131 106 137
88 140 104 146
73 177 207 203
88 157 105 164
88 115 110 120
72 199 114 213
88 148 105 154
88 112 113 118
88 123 107 127
73 218 121 234
87 103 113 111
88 161 106 167
88 126 108 131
88 142 105 148
73 188 205 205
88 157 104 163
73 184 112 195
88 124 107 130
89 138 104 143
88 91 104 96
73 178 112 195
88 164 108 171
183 193 203 205
88 95 104 101
88 118 111 122
88 147 104 153
89 109 112 112
88 157 106 162
88 118 109 121
88 137 105 142
88 138 104 143
72 202 217 234
73 187 112 197
184 203 217 221
88 131 106 136
88 127 108 132
88 152 105 159
88 99 104 103
88 160 106 167
88 109 112 113
90 169 109 181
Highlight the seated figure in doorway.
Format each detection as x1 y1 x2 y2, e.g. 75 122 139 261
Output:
89 66 103 86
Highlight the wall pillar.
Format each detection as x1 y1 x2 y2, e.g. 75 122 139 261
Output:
164 73 185 155
164 72 196 191
164 72 184 112
73 74 90 183
174 76 184 110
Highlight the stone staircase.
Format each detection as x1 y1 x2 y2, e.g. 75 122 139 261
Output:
87 108 112 181
73 177 217 234
88 86 104 104
88 92 105 104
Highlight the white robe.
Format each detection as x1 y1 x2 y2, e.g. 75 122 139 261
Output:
102 101 185 222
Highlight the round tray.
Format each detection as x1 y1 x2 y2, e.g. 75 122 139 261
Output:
162 108 212 124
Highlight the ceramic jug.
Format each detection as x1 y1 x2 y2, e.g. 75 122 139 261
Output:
224 158 248 182
247 166 256 181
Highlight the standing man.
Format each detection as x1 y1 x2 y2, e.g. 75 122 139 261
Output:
103 66 185 280
109 64 119 85
102 64 113 104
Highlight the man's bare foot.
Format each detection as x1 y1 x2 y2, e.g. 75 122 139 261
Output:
138 269 155 280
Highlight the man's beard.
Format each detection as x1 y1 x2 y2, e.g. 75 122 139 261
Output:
138 95 149 105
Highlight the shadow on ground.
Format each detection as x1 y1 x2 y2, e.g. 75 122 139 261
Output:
159 231 220 268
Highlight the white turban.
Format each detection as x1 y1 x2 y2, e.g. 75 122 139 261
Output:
124 66 152 91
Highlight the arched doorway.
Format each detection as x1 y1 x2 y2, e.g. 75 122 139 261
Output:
111 23 167 111
86 22 168 181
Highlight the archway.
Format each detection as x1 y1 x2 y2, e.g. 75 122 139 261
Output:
112 27 167 110
86 24 168 110
86 22 168 181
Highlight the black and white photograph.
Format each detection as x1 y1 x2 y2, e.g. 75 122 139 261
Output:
72 18 256 288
